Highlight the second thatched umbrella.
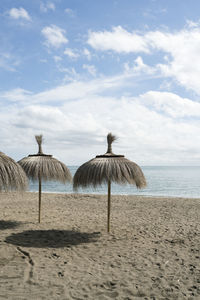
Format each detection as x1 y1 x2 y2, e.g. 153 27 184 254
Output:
18 135 72 223
0 151 28 192
73 133 146 233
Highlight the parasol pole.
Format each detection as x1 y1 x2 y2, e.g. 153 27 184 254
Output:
38 172 42 223
107 180 111 233
37 135 43 223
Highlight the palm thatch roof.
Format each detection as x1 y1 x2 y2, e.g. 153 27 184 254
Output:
0 151 28 192
18 135 72 183
18 155 72 183
73 133 146 233
18 135 72 223
73 156 146 189
73 133 146 190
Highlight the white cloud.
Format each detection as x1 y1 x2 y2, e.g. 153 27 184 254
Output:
87 25 200 95
148 29 200 95
83 48 92 60
139 91 200 118
54 56 62 62
88 26 149 53
65 8 74 16
159 80 173 91
40 2 55 12
61 67 81 82
27 71 140 103
83 64 96 76
134 56 150 72
186 19 200 28
0 53 20 72
1 88 32 102
124 56 155 75
143 7 167 19
8 7 31 21
41 25 68 48
64 48 79 59
1 76 200 165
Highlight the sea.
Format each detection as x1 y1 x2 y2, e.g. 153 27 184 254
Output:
28 166 200 198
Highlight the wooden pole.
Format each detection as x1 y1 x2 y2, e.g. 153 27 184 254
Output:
107 180 111 233
38 173 42 223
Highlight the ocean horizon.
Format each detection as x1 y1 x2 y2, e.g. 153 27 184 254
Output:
28 166 200 198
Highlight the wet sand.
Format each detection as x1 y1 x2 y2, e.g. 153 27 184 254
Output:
0 192 200 299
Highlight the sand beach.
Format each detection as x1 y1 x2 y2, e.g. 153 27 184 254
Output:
0 192 200 299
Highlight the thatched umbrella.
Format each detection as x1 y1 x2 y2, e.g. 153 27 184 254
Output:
0 151 28 191
73 133 146 233
18 135 72 223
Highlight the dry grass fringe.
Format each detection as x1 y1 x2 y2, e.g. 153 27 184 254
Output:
18 156 72 183
73 157 146 190
0 152 28 191
74 133 146 190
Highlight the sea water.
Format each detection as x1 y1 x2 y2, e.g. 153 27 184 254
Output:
28 166 200 198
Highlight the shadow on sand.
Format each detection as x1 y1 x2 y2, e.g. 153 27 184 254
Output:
5 229 100 248
0 220 21 230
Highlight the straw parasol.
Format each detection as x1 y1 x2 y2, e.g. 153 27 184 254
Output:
18 135 72 223
0 151 28 192
73 133 146 233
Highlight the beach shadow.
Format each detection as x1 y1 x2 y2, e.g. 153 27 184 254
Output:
0 220 20 230
5 229 100 248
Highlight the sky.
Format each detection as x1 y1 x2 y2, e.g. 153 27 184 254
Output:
1 0 200 166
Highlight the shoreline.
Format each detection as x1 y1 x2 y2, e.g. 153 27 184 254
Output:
9 190 200 200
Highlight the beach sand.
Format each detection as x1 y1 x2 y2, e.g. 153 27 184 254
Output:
0 192 199 299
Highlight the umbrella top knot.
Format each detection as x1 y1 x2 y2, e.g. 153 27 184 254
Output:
107 133 116 154
96 133 124 158
28 135 52 157
36 135 43 154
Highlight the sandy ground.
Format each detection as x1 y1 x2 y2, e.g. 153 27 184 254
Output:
0 192 200 300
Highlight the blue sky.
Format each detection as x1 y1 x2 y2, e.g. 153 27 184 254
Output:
1 0 200 165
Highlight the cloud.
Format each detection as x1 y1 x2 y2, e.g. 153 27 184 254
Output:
87 25 200 95
8 7 31 21
83 48 92 60
40 2 55 12
83 64 96 76
88 26 149 53
61 67 81 82
65 8 75 17
1 88 32 102
143 7 167 19
62 47 92 63
64 48 79 59
25 71 141 103
139 91 200 118
54 56 62 62
124 56 155 75
0 52 20 72
148 29 200 95
1 76 200 165
41 25 68 48
186 19 200 28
